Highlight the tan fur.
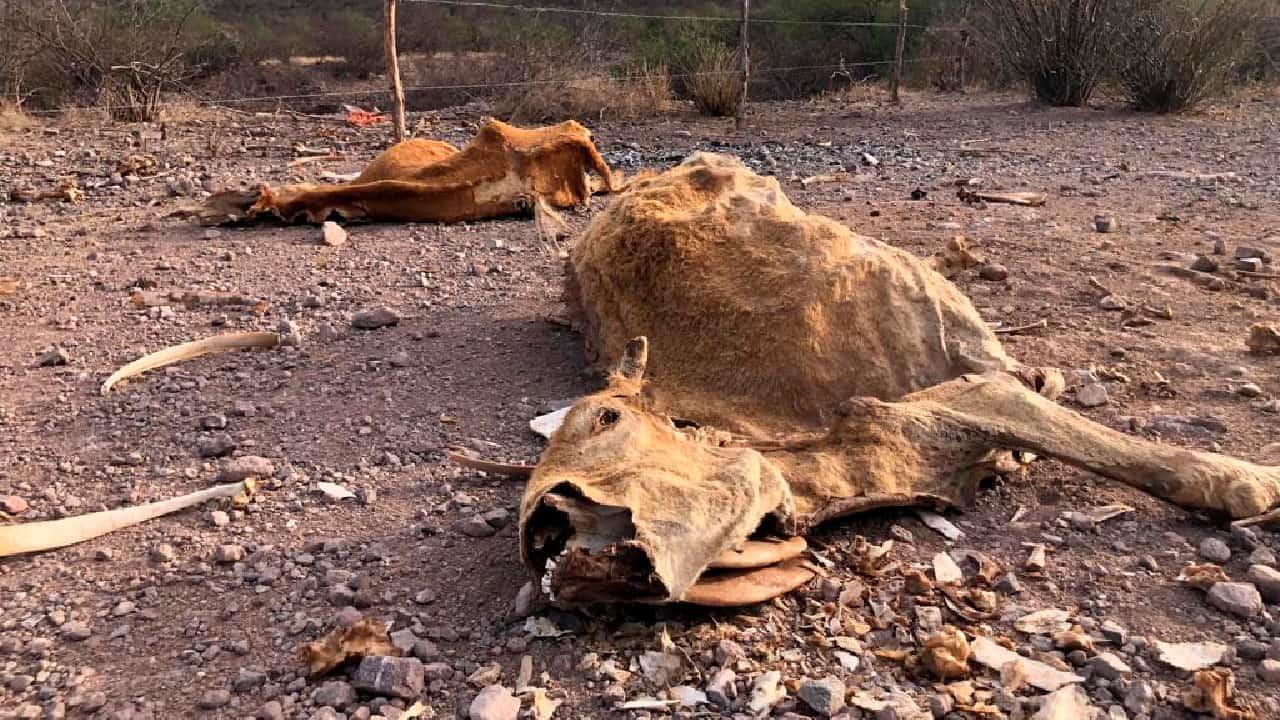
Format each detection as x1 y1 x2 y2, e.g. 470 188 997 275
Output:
199 119 614 225
520 154 1280 605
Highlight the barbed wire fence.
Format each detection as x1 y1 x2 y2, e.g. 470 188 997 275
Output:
17 0 969 127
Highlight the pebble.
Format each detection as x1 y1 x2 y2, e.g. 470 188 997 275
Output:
1123 681 1154 715
60 620 92 641
321 221 348 246
1191 255 1220 272
197 689 232 709
1199 537 1232 563
1208 582 1264 618
706 668 737 707
209 510 231 527
978 263 1009 281
214 544 245 563
218 455 275 482
258 700 285 720
797 676 846 717
312 680 356 709
351 655 424 699
1094 215 1117 233
1077 383 1109 408
1246 564 1280 602
150 543 176 563
352 307 401 330
37 347 70 367
198 434 237 458
457 515 498 537
469 684 520 720
413 589 437 605
1 495 29 514
1237 383 1264 398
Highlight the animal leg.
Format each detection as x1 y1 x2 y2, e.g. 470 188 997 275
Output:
909 374 1280 519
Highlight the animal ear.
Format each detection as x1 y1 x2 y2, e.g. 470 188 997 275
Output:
615 336 648 384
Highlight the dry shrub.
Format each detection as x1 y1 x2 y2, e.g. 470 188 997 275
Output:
1116 0 1267 112
496 66 673 122
680 42 742 117
981 0 1117 106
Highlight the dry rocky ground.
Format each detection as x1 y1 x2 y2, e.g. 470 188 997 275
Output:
1 89 1280 720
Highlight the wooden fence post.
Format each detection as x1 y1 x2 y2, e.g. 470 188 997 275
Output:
736 0 750 130
891 0 907 104
384 0 407 143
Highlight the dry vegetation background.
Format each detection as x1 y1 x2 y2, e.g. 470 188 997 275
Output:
0 0 1276 125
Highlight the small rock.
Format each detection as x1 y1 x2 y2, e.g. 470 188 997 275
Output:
482 508 511 528
1237 639 1269 661
706 668 737 708
1235 246 1272 263
1248 547 1277 566
669 686 708 708
457 515 498 537
352 656 424 699
352 307 400 330
861 152 879 167
219 455 275 482
1076 383 1109 408
1238 257 1265 273
1246 564 1280 602
929 693 955 718
1097 621 1127 646
1260 659 1280 683
0 495 29 515
1199 537 1232 563
1099 295 1127 311
150 543 176 563
715 639 746 666
197 689 232 709
413 589 437 605
233 668 268 693
214 544 245 563
312 680 357 708
1124 681 1155 716
747 671 785 716
513 582 539 618
1088 652 1131 680
321 221 348 247
1191 255 1220 273
60 620 92 641
978 263 1009 281
1207 582 1263 618
258 700 285 720
1238 383 1264 399
1094 215 1117 233
469 684 520 720
37 347 70 367
197 434 237 458
797 676 846 717
209 510 231 527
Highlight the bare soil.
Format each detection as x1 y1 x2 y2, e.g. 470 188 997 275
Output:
2 89 1279 719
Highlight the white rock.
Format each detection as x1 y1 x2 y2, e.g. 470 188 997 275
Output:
1153 640 1229 671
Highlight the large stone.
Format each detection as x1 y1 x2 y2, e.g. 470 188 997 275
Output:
1088 652 1131 680
1124 680 1155 716
197 689 232 709
1207 582 1264 618
0 495 29 514
1246 564 1280 603
1260 659 1280 684
469 685 520 720
351 655 424 699
798 676 846 717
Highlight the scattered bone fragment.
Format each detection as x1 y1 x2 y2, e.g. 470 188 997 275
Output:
129 288 268 313
917 510 964 540
301 618 398 676
101 332 280 395
970 636 1083 692
957 188 1048 206
0 480 252 557
1014 608 1071 635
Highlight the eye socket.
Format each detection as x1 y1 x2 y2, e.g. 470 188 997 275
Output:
597 408 620 428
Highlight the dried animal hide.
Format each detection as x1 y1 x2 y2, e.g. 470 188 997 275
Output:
519 154 1280 606
194 119 615 225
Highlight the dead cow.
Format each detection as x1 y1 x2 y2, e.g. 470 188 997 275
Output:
196 119 615 225
519 153 1280 607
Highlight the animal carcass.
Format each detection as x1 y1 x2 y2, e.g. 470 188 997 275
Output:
195 119 616 225
519 153 1280 606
